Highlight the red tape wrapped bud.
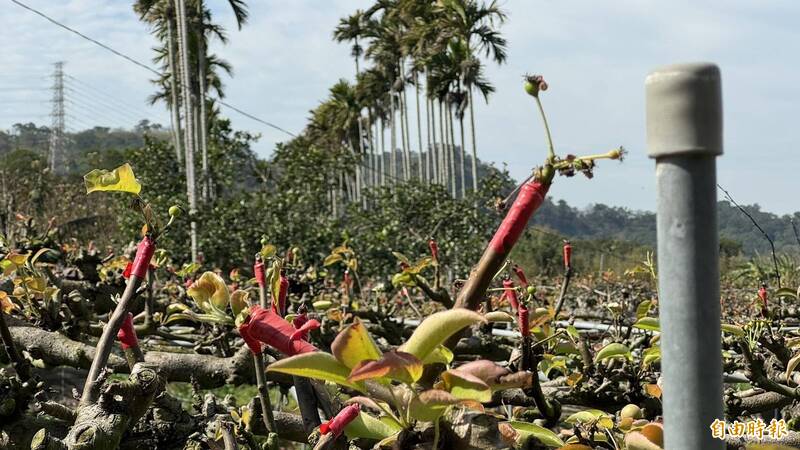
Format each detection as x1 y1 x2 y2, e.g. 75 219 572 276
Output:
503 279 519 311
512 265 528 288
343 270 352 289
254 261 266 287
277 272 289 317
240 305 317 356
428 238 439 263
238 321 263 354
130 236 156 279
290 319 320 342
758 285 768 306
518 304 530 337
319 404 360 438
489 180 550 254
293 312 308 330
117 312 139 350
563 241 572 270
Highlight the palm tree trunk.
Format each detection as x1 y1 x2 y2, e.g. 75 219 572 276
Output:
197 0 210 202
459 115 466 198
437 100 447 188
399 90 409 180
425 91 432 184
447 102 457 197
429 97 438 185
390 95 397 184
175 0 197 261
379 117 386 186
166 18 183 166
468 88 479 192
414 72 424 182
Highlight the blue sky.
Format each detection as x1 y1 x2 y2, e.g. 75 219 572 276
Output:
2 0 798 214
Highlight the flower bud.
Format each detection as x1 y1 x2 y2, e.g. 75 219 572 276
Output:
168 205 182 217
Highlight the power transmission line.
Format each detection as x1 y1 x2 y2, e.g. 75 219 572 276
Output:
9 0 296 139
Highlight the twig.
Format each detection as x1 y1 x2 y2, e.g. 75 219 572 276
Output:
80 275 147 405
255 271 277 433
718 184 781 288
553 267 574 319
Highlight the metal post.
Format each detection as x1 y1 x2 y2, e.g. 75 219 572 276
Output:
646 62 723 450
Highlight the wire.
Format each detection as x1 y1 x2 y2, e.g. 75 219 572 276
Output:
9 0 297 139
65 76 161 119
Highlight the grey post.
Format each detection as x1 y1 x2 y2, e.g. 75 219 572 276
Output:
646 62 724 449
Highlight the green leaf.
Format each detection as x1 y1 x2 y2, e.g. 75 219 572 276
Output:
84 163 142 195
721 324 745 337
441 370 492 402
187 272 230 313
642 346 661 368
399 309 486 361
485 311 515 323
348 351 423 384
323 253 343 266
565 409 614 429
313 300 333 310
267 352 365 392
776 287 799 300
594 343 632 362
344 411 402 441
260 244 276 259
391 271 415 287
331 318 382 369
507 421 564 448
636 300 653 319
408 389 462 422
421 345 454 366
633 317 660 332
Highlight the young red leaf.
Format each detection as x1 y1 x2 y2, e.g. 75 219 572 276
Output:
347 351 423 383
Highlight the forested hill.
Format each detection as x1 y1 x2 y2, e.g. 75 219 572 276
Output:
533 197 800 256
2 122 796 257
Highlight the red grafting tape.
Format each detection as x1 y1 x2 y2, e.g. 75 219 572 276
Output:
130 236 156 279
321 404 360 437
428 238 439 262
247 305 317 356
518 304 530 337
563 242 573 269
278 275 289 316
489 180 550 254
254 262 266 287
292 312 308 330
117 312 139 350
290 319 320 342
503 279 519 311
238 320 263 355
758 287 768 305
